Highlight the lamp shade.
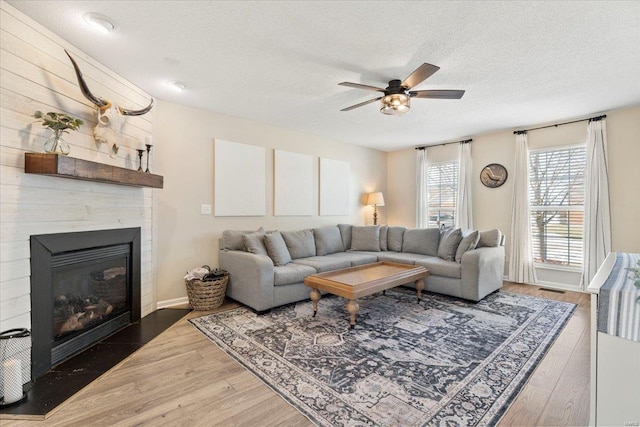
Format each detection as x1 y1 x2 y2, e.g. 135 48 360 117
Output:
366 192 385 206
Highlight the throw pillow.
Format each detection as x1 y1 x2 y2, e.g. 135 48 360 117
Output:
221 227 264 251
477 229 502 248
455 230 480 263
281 229 316 259
242 230 268 255
337 224 352 250
350 225 380 252
313 226 345 256
402 228 440 256
386 226 405 252
264 232 292 266
379 225 388 251
437 228 463 261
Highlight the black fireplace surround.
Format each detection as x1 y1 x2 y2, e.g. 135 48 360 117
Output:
30 228 141 380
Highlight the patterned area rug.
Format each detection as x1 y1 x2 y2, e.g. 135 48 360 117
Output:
190 289 575 426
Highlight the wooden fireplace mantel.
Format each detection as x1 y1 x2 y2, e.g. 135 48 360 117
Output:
24 153 164 188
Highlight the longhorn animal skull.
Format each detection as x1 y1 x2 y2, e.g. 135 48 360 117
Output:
65 50 153 157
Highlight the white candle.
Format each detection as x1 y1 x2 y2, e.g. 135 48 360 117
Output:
2 359 23 404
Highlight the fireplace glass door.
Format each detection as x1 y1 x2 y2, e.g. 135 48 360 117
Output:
52 250 129 344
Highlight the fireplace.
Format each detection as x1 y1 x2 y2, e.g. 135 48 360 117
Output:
30 228 141 380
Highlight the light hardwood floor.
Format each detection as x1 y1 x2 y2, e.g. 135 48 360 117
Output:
3 282 590 426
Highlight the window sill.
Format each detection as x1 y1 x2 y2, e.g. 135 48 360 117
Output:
534 263 582 273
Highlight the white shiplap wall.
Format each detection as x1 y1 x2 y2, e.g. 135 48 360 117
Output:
0 2 158 334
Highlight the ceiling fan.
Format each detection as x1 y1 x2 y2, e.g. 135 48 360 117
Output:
339 63 465 115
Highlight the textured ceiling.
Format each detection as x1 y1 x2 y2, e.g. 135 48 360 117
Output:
7 1 640 151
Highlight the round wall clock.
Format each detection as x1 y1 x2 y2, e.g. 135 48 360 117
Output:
480 163 508 188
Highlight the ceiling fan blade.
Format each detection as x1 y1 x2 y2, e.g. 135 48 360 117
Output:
410 90 465 99
339 82 386 92
341 97 383 111
401 63 440 89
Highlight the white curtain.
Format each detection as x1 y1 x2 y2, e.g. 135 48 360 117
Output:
509 133 538 284
455 142 473 229
582 119 612 289
416 149 428 228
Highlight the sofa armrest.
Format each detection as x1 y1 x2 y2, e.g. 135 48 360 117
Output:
219 250 275 311
460 246 505 301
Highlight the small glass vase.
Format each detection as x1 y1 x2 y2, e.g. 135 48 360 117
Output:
44 131 71 155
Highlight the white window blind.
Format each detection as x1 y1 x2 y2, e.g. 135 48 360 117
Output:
427 161 458 229
529 146 586 267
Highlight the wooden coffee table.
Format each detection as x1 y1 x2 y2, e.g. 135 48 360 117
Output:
304 262 429 329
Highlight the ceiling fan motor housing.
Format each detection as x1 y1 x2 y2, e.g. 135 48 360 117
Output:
386 79 406 94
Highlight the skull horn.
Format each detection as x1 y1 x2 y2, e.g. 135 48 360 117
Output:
65 49 154 116
64 49 108 109
119 99 154 116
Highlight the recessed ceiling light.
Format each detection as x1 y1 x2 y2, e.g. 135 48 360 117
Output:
83 12 116 33
167 81 186 92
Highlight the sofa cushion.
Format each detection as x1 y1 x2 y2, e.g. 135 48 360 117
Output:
455 230 480 263
387 226 405 252
402 228 440 256
282 229 316 259
379 225 388 251
477 229 502 248
415 257 462 279
242 230 268 255
337 224 352 250
292 256 351 273
437 228 463 261
350 225 380 252
376 252 428 265
313 226 345 256
325 252 378 267
264 232 292 266
221 227 264 251
274 263 317 286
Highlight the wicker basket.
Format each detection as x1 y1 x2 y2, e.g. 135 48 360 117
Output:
185 274 228 310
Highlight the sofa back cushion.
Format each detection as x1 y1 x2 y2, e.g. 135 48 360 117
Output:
455 230 480 263
379 225 388 251
281 229 316 259
242 230 268 255
337 224 352 250
437 228 463 261
350 225 380 252
402 228 440 256
264 232 292 266
386 226 405 252
313 226 345 256
477 229 502 248
221 227 264 251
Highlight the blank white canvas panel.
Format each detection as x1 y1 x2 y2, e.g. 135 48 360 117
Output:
214 139 266 216
274 150 313 216
319 158 350 216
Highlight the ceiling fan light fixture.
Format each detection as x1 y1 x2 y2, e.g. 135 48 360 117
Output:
380 93 410 115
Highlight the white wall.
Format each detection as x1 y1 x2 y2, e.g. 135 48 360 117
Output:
0 2 157 333
387 105 640 289
154 101 388 303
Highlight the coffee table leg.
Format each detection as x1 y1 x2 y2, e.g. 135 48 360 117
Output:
346 299 359 329
415 279 425 303
310 288 321 317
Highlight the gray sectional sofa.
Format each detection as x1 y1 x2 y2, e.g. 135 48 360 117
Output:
219 224 505 312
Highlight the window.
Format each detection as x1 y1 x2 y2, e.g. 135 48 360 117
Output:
427 161 458 229
529 146 586 268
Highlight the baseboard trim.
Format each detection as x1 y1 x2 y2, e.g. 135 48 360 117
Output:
535 280 583 293
157 297 189 309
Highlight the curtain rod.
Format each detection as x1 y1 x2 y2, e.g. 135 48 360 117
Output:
415 139 472 150
513 114 606 135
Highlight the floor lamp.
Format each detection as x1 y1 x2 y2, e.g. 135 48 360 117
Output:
366 192 385 225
